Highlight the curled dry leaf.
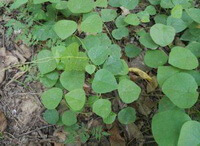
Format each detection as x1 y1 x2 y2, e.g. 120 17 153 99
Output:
0 110 7 132
129 67 152 82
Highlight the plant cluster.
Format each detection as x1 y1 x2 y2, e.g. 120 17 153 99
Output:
8 0 200 145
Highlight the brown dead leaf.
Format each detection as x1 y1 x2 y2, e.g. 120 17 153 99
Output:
0 110 7 132
120 7 130 16
109 124 125 146
16 44 32 59
4 55 18 66
125 123 144 145
147 76 158 93
11 50 26 63
126 123 144 140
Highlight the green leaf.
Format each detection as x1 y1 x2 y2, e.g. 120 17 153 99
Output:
139 33 158 49
0 2 4 7
92 69 118 93
118 60 129 76
82 33 111 51
81 14 103 34
167 16 187 33
54 20 77 40
152 109 191 146
118 107 136 124
148 0 160 5
62 110 77 126
186 8 200 24
33 0 49 4
85 64 96 75
51 46 66 63
124 14 140 26
172 0 191 8
101 9 117 22
162 73 198 108
32 22 58 41
87 96 100 107
157 66 181 87
171 5 183 18
60 71 85 91
55 1 68 10
144 50 168 68
184 70 200 86
109 44 122 58
178 121 200 146
115 16 128 28
41 88 63 109
10 0 28 9
43 109 59 124
67 0 94 14
137 11 150 23
103 56 124 75
88 46 109 65
154 14 168 25
95 0 108 7
92 99 111 118
169 46 199 70
160 0 174 8
61 43 89 71
125 44 141 58
112 27 129 40
40 71 59 88
108 0 121 7
37 50 57 75
158 96 182 112
103 112 116 124
119 0 139 10
65 89 86 111
118 79 141 104
145 5 156 15
181 11 193 26
150 24 176 47
186 41 200 58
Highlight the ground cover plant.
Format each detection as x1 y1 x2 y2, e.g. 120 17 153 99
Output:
1 0 200 145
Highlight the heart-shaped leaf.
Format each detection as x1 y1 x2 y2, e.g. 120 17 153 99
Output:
118 79 141 104
54 20 77 40
60 71 85 91
65 89 86 111
169 46 199 70
67 0 94 14
92 69 118 93
62 110 77 126
41 88 63 109
118 107 136 124
162 73 198 108
150 23 176 46
37 50 57 75
92 99 111 118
